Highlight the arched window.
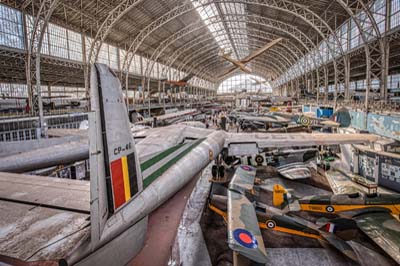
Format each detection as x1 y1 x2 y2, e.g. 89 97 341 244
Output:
218 74 272 94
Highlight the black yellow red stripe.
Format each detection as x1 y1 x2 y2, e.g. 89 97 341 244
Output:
300 203 400 214
110 152 138 210
259 223 322 239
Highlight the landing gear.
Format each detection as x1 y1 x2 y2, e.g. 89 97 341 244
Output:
211 154 226 182
212 165 218 179
255 155 264 166
218 165 225 179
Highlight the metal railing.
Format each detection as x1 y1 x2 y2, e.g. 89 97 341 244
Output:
0 112 88 142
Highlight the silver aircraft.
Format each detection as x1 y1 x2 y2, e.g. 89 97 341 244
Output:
0 63 379 265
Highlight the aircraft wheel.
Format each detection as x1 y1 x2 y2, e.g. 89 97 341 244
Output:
212 165 218 178
255 155 264 165
218 166 225 178
326 205 335 213
266 220 276 229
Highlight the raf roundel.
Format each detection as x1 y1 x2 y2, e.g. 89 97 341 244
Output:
240 165 254 172
233 228 258 249
299 116 311 126
326 205 335 213
266 220 276 229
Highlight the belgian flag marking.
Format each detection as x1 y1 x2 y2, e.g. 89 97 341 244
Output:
110 152 138 210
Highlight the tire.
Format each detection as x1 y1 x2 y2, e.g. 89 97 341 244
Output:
218 166 225 178
255 155 264 165
212 165 218 178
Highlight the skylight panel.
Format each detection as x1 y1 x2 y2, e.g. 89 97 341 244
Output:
191 0 248 60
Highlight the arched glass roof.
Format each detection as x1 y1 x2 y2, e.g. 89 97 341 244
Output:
218 74 272 94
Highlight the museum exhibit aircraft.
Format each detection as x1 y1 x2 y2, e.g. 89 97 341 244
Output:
161 73 194 87
1 95 71 100
273 184 400 264
232 110 340 132
0 116 378 174
208 165 359 265
229 111 294 131
134 109 198 126
238 113 292 124
0 94 81 112
0 64 380 266
0 64 223 266
250 77 270 86
219 38 283 77
238 148 316 180
273 184 400 215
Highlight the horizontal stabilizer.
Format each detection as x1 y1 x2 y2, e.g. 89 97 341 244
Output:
354 211 400 264
320 231 359 262
280 213 359 262
276 162 311 180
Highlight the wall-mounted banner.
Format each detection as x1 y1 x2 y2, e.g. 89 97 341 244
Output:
350 110 367 131
367 113 400 141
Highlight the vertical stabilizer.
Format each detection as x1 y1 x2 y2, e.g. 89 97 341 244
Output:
89 63 143 246
273 184 287 208
273 184 299 211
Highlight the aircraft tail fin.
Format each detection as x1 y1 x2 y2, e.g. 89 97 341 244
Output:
89 63 143 245
272 184 299 211
272 184 288 209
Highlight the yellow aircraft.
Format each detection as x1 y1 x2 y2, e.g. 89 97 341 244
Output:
273 184 400 264
273 184 400 215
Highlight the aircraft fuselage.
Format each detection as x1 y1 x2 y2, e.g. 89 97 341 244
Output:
298 193 400 214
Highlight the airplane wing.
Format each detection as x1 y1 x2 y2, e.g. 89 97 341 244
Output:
181 73 194 82
1 95 27 100
324 169 363 194
219 65 240 79
240 115 292 124
225 133 378 156
241 38 283 64
135 109 198 125
324 168 392 195
1 95 72 100
353 211 400 264
227 166 268 264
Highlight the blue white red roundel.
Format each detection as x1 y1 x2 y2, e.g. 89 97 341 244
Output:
233 228 258 249
240 165 254 171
